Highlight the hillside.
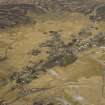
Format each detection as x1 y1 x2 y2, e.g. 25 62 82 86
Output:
0 0 105 105
0 0 105 29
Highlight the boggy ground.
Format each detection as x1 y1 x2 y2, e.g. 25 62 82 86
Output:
0 12 105 105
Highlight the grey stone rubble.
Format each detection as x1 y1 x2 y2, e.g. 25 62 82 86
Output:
0 0 101 14
31 49 41 56
73 32 105 51
33 98 65 105
0 0 104 29
9 28 105 85
0 0 105 29
0 4 34 29
10 31 77 84
90 4 105 22
0 100 8 105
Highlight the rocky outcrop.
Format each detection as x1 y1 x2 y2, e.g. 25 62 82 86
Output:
90 4 105 21
0 0 105 29
0 4 33 29
10 31 77 84
0 0 104 12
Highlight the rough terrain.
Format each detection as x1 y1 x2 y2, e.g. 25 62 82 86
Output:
0 0 105 105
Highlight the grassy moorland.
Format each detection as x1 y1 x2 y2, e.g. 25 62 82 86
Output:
0 1 105 105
